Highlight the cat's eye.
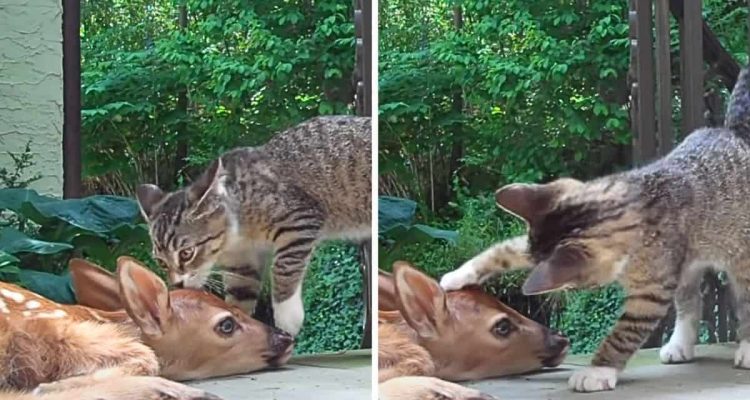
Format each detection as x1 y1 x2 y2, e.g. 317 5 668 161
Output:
178 247 195 263
492 318 514 337
215 316 238 336
155 258 168 270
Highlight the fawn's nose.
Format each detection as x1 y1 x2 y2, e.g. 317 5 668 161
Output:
546 330 569 353
270 327 294 353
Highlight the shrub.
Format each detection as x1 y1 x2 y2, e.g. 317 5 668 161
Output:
295 243 365 354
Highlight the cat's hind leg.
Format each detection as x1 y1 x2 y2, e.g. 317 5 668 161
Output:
660 263 706 364
728 264 750 368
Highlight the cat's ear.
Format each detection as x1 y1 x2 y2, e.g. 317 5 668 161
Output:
188 158 225 209
393 261 450 339
495 183 557 224
522 246 587 295
136 184 165 221
378 269 399 312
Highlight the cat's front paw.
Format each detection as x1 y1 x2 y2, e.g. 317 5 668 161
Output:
440 266 480 291
568 366 618 392
734 340 750 369
660 339 695 364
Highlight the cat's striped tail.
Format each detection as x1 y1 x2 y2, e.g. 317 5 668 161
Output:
726 68 750 136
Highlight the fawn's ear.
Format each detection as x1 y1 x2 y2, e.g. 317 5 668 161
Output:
69 258 123 311
117 256 172 338
393 261 449 339
378 269 399 312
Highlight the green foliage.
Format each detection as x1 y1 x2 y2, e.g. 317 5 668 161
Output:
295 243 364 354
0 141 42 189
0 188 152 302
81 0 356 191
378 195 458 269
552 285 625 354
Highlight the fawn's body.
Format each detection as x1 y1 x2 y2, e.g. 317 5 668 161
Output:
378 263 568 400
0 257 293 399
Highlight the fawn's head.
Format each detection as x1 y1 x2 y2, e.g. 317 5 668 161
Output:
70 257 293 381
380 262 568 381
135 160 230 289
494 179 641 295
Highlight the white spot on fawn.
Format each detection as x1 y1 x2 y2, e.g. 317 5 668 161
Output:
0 299 8 314
1 289 25 303
25 300 41 310
34 309 67 319
22 311 31 317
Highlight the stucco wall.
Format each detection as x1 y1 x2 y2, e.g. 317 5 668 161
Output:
0 0 64 196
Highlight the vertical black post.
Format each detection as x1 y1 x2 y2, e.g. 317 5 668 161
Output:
353 0 372 349
62 0 82 198
680 0 704 133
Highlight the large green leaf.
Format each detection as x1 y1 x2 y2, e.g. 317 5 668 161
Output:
0 227 73 255
0 251 20 282
23 195 141 233
0 188 56 213
19 269 75 304
380 223 458 246
378 196 416 232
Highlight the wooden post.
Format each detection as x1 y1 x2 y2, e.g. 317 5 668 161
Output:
62 0 82 198
655 0 673 155
629 0 657 165
353 0 372 349
679 0 704 133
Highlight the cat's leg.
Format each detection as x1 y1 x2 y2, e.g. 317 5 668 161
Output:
270 227 321 336
440 235 530 290
569 281 675 392
729 266 750 368
221 246 271 315
660 264 705 364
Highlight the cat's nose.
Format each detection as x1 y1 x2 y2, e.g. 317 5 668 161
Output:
171 281 185 289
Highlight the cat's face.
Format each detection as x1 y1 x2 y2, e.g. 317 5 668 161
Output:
495 178 640 295
136 160 229 289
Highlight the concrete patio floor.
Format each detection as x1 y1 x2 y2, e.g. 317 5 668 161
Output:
466 344 750 399
188 349 371 399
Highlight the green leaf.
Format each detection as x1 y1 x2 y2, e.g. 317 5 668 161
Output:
378 196 416 232
19 269 75 304
0 227 73 255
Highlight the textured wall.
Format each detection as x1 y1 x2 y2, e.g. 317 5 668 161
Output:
0 0 64 195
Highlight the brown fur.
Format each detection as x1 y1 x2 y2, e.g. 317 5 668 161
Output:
0 257 293 398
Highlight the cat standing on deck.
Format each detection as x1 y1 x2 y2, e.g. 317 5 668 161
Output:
135 116 371 336
441 68 750 392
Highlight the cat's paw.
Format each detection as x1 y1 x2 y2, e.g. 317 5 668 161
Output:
273 288 304 336
440 266 480 291
568 366 618 392
659 339 695 364
734 340 750 369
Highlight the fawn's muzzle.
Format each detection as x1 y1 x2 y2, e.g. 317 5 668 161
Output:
541 330 569 368
266 327 294 367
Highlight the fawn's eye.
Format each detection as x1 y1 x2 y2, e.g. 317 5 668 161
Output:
178 247 195 263
492 318 514 337
215 316 238 336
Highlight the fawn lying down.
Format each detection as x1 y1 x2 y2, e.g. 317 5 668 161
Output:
0 256 293 399
379 262 569 400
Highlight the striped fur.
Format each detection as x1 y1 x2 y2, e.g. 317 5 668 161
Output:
443 69 750 392
136 116 371 335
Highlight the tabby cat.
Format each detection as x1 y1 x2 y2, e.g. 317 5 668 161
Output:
441 69 750 392
135 116 371 336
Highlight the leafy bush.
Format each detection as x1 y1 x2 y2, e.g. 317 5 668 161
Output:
552 285 625 354
378 195 458 270
295 243 364 354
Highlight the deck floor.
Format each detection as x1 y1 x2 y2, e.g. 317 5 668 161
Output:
188 350 371 399
467 344 750 399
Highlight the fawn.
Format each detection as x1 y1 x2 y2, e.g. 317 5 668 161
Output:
378 262 569 400
0 256 293 399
